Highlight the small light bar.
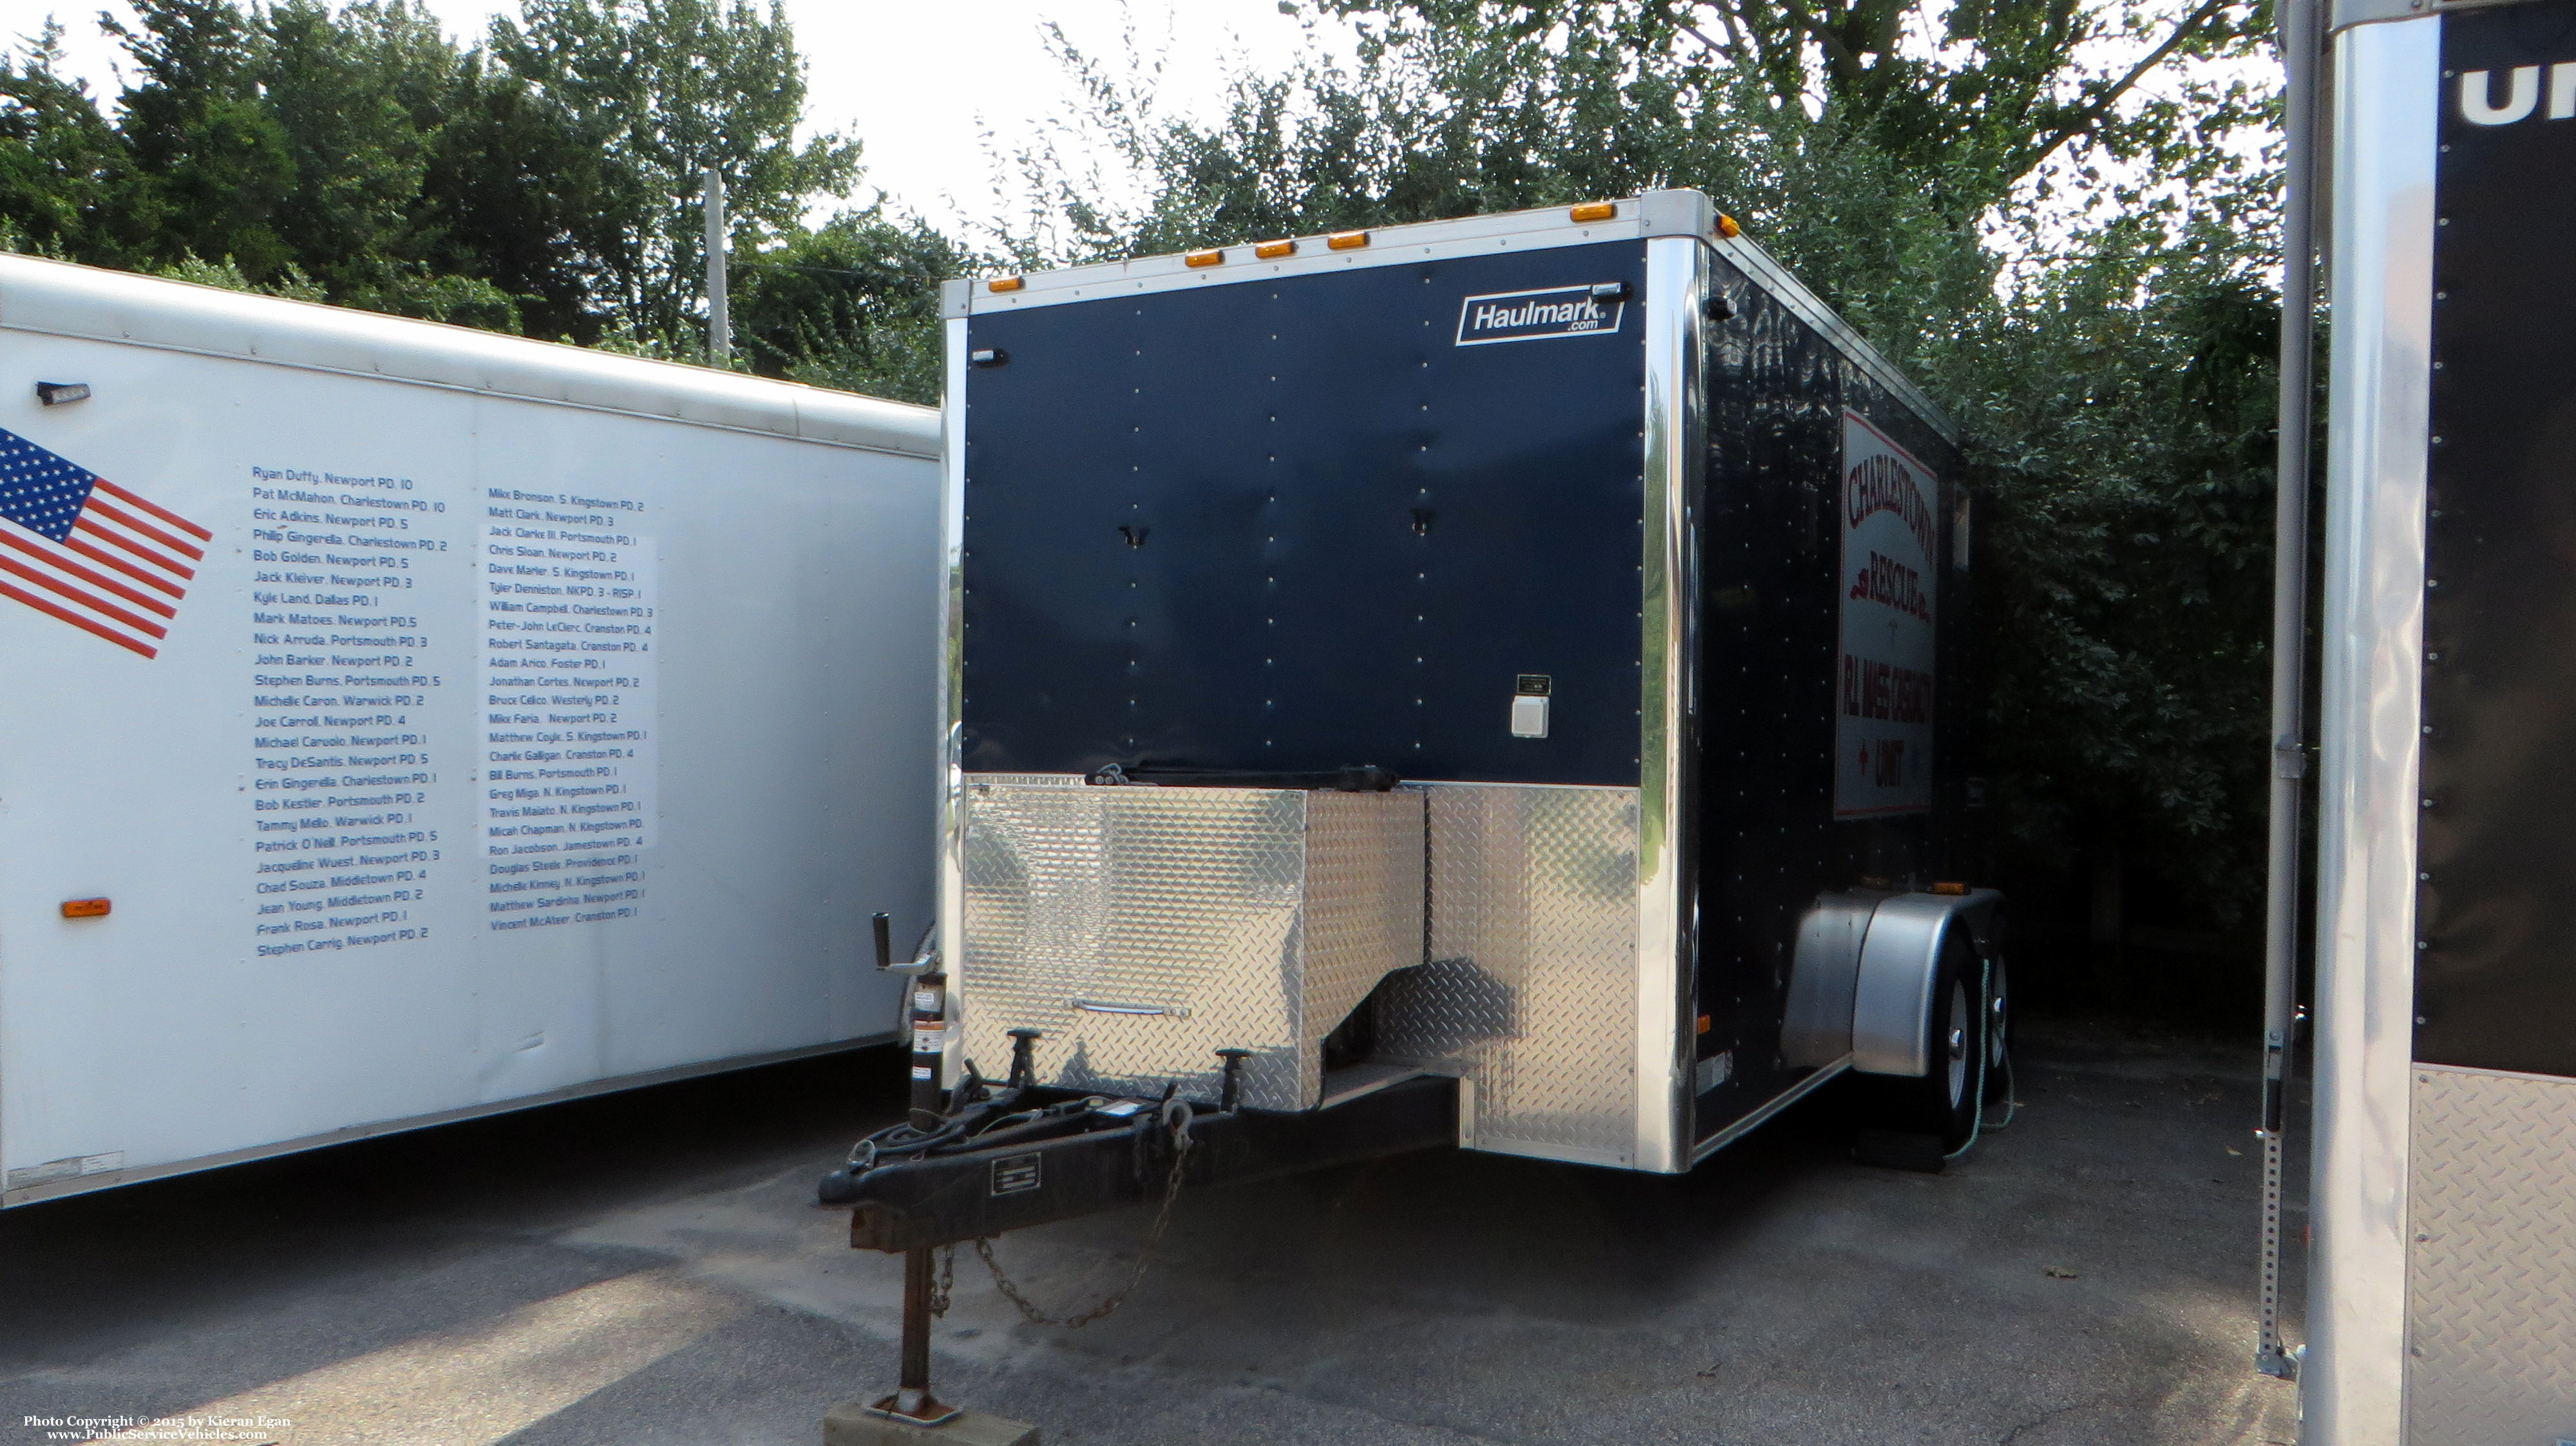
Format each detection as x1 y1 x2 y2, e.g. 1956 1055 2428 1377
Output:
1325 230 1370 251
969 348 1009 368
61 897 110 918
1930 881 1969 896
1184 248 1225 268
1716 213 1743 239
1569 202 1616 223
987 276 1025 293
1254 239 1296 259
35 381 90 406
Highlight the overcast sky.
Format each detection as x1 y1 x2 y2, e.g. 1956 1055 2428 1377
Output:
0 0 1347 237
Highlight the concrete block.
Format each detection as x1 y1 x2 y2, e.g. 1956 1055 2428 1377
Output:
822 1398 1039 1446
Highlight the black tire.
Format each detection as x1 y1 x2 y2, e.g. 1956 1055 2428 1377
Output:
1855 928 1985 1155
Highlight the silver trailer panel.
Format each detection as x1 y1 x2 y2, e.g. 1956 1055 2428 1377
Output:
2309 6 2576 1440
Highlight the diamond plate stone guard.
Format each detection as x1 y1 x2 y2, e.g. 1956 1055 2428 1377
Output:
955 780 1424 1111
1377 784 1642 1167
2407 1063 2576 1445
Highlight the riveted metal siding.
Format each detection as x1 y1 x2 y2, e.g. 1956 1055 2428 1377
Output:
956 242 1649 787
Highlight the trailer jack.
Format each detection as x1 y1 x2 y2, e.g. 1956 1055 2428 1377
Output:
819 1064 1458 1441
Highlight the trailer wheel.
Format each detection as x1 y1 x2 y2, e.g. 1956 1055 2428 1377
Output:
1855 928 1984 1159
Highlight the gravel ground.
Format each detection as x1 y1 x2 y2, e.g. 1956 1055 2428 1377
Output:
0 1012 2304 1445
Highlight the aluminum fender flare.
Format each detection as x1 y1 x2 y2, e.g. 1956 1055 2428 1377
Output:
1850 889 2005 1077
1779 891 1889 1067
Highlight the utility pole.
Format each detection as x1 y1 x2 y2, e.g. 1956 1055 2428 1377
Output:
704 167 729 366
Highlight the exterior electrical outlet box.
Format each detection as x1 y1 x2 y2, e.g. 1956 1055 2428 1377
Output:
0 254 940 1207
937 189 1987 1174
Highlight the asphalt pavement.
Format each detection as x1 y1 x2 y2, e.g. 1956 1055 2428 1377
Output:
0 1013 2303 1445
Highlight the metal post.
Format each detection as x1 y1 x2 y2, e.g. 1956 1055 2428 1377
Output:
897 1245 939 1414
2257 0 2322 1384
703 167 729 366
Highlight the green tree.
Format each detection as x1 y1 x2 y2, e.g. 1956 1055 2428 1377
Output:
732 208 974 406
106 0 298 277
0 21 135 261
483 0 862 350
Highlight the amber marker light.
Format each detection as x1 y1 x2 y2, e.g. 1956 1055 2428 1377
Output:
1184 249 1225 268
1254 239 1296 259
61 897 110 918
1569 202 1616 223
1325 230 1370 250
987 276 1025 293
1716 213 1743 238
1931 881 1969 896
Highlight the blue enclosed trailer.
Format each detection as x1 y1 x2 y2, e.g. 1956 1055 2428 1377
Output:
830 191 2007 1429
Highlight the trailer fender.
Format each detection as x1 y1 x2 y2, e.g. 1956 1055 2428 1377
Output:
1850 889 2005 1077
1779 892 1888 1067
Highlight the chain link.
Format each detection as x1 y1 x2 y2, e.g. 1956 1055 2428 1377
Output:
974 1130 1192 1329
930 1242 955 1317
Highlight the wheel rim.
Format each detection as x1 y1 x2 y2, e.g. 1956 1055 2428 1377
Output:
1989 962 2010 1071
1946 981 1971 1107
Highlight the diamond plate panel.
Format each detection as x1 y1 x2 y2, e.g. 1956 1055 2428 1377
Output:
1377 784 1640 1166
2407 1064 2576 1445
956 780 1422 1111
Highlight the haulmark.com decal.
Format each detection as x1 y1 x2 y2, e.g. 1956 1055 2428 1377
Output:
1455 285 1626 346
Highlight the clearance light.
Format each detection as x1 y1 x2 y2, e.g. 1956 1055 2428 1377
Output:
1696 1013 1712 1036
1716 213 1743 239
1569 202 1616 223
1254 239 1296 259
987 276 1025 293
1326 230 1370 251
1931 881 1969 896
1184 249 1225 268
61 897 110 918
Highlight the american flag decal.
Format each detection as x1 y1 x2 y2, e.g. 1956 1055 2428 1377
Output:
0 426 207 659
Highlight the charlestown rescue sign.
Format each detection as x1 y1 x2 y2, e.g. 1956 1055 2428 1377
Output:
1835 410 1938 818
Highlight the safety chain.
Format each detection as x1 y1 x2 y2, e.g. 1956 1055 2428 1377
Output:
930 1242 956 1317
973 1112 1193 1329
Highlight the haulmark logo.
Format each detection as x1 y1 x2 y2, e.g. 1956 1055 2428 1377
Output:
1455 284 1625 346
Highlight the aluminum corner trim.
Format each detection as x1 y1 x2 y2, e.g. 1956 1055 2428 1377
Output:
1633 235 1706 1173
934 315 971 1086
2307 16 2436 1445
964 191 1721 317
2329 0 2530 35
1635 189 1716 241
940 277 971 320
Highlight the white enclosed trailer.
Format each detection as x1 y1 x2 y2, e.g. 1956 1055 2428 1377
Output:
0 256 940 1207
2286 0 2576 1440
